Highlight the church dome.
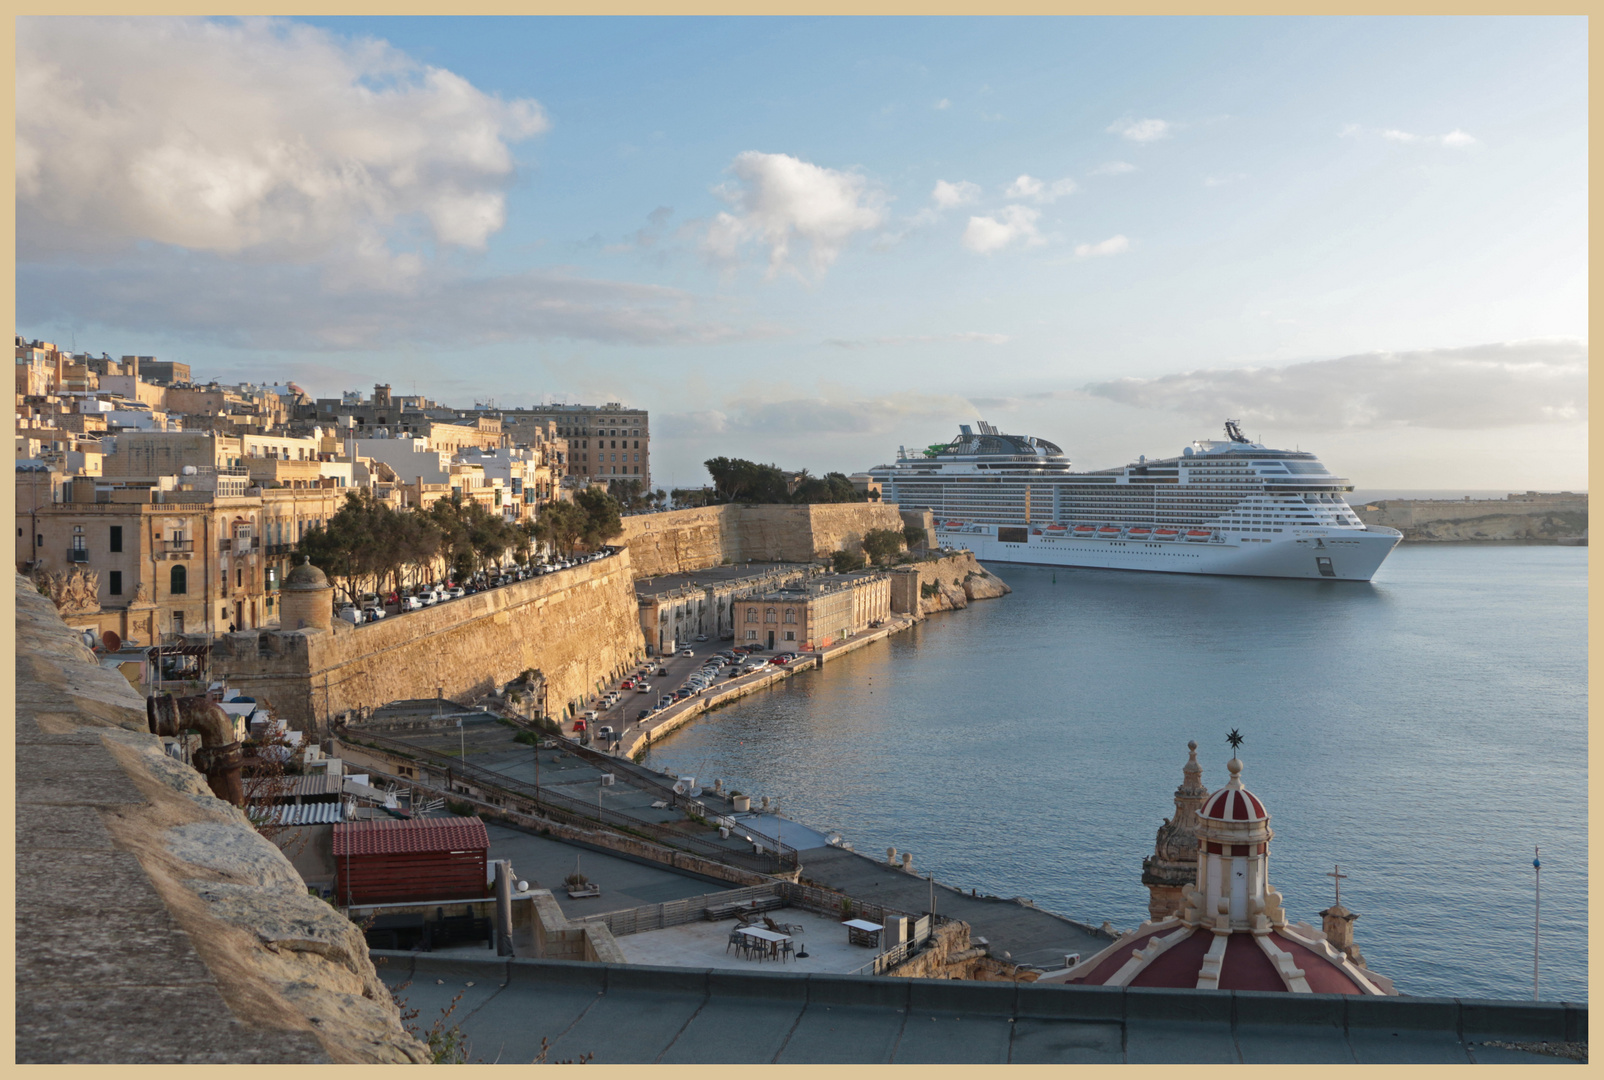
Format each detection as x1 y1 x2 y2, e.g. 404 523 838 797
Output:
283 557 330 591
1199 783 1266 822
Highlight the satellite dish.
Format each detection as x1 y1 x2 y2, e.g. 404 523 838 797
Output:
102 630 122 651
517 880 529 892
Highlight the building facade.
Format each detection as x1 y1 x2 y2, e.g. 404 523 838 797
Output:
496 402 650 492
733 572 892 651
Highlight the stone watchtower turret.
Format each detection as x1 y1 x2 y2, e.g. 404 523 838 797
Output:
279 557 333 632
1141 741 1210 920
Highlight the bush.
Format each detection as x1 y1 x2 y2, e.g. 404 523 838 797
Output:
862 528 905 565
831 550 867 573
902 523 927 549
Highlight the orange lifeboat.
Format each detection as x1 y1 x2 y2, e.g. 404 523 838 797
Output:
1098 526 1122 536
1185 529 1213 542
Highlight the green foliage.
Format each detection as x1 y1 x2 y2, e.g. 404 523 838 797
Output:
702 458 867 505
920 581 940 599
573 486 624 547
831 550 867 573
903 523 927 549
861 528 905 565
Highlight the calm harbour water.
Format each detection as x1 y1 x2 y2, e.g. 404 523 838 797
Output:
647 543 1588 1002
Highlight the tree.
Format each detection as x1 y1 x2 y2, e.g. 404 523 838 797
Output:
792 471 866 504
831 550 867 573
903 522 928 550
573 486 624 549
704 457 789 504
861 528 906 565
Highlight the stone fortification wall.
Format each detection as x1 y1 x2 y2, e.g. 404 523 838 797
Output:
1355 493 1587 542
219 553 645 728
15 576 426 1064
890 551 1011 616
620 503 912 577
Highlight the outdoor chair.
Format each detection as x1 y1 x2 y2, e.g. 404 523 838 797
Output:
779 939 795 962
726 928 744 955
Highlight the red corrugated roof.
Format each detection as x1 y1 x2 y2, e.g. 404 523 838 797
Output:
332 815 489 856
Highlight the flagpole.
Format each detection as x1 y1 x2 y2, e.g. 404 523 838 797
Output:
1533 845 1541 1000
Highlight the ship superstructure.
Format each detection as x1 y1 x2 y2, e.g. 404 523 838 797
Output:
868 421 1401 580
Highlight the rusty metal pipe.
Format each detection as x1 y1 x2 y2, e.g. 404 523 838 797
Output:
147 693 246 806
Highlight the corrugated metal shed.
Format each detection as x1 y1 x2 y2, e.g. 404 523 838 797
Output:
332 817 489 904
256 802 347 826
333 816 488 856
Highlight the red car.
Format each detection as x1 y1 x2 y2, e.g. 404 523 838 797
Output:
771 656 790 665
621 679 635 689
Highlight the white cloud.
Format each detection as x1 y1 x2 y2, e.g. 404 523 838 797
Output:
1203 173 1248 187
702 151 886 278
1359 125 1479 148
1108 118 1170 142
1079 340 1587 431
1073 235 1130 259
934 98 952 110
17 16 547 275
962 206 1044 254
931 179 982 208
1004 174 1078 203
1090 161 1137 176
825 332 1010 348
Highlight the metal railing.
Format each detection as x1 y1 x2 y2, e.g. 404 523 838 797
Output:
66 547 89 563
163 539 194 553
342 727 796 874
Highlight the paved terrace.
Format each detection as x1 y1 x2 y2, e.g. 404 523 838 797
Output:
375 955 1586 1064
797 845 1111 969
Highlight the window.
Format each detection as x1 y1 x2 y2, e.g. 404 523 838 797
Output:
785 631 796 641
169 565 187 595
109 525 123 553
784 608 797 624
745 629 757 640
172 611 184 634
746 609 757 623
236 567 243 588
765 607 778 624
109 571 122 595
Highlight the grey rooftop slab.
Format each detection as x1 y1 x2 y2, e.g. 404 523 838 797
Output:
372 954 1586 1065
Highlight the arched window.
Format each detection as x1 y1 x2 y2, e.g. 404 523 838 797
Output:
784 608 797 624
745 608 757 623
765 607 778 624
170 564 188 595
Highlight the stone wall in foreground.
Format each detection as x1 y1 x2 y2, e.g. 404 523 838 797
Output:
15 575 426 1064
218 551 645 728
621 503 911 577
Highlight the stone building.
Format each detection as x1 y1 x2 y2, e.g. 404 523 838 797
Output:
1140 741 1210 920
635 563 818 655
733 571 892 651
495 402 650 492
1042 749 1394 995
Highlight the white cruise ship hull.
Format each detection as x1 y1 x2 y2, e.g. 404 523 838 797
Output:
935 525 1402 581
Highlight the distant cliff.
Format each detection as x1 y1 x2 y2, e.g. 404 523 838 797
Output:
890 551 1012 617
1355 492 1587 544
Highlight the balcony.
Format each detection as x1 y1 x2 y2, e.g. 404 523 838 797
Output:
66 548 89 564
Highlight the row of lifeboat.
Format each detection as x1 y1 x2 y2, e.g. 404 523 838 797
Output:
940 520 1215 542
1049 523 1214 542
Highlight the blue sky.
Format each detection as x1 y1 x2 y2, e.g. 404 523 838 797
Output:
17 16 1587 490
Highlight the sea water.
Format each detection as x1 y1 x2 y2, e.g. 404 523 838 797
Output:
647 543 1588 1002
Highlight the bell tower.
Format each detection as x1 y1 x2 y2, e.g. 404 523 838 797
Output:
1178 752 1286 936
1141 741 1209 920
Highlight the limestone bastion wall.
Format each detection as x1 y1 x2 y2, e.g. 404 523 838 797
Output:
621 502 912 577
889 551 1012 616
14 575 427 1064
218 552 645 728
1355 493 1588 539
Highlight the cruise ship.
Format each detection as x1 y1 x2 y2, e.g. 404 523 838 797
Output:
868 421 1402 581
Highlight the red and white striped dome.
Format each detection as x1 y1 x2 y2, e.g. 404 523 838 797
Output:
1200 785 1266 822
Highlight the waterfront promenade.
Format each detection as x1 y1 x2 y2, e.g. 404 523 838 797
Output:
610 615 920 759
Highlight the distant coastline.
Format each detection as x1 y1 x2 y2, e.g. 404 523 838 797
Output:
1353 491 1587 544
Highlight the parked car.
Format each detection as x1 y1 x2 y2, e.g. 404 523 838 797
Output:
583 710 599 723
447 586 466 600
360 604 387 621
658 696 674 708
399 596 423 612
694 635 708 642
655 667 669 676
636 709 650 721
336 605 362 625
771 656 790 665
621 679 635 690
679 648 695 657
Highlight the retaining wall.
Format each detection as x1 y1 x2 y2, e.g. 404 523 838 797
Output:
216 552 646 729
621 503 911 577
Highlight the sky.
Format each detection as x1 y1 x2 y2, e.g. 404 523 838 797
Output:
16 16 1588 492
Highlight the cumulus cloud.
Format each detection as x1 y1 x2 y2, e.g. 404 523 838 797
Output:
17 16 547 273
824 332 1010 348
1004 174 1078 203
1079 340 1587 431
1108 118 1170 142
1073 235 1130 259
701 151 887 278
961 206 1043 254
931 179 982 208
1090 161 1137 176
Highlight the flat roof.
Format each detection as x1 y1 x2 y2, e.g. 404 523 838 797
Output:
375 955 1586 1065
635 563 813 599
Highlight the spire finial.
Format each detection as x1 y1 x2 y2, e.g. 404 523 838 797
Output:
1326 864 1348 906
1226 729 1244 754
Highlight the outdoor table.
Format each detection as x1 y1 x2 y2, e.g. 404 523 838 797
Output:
737 925 790 961
843 919 883 948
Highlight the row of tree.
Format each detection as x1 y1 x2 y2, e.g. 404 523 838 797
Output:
701 457 867 505
297 488 624 603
